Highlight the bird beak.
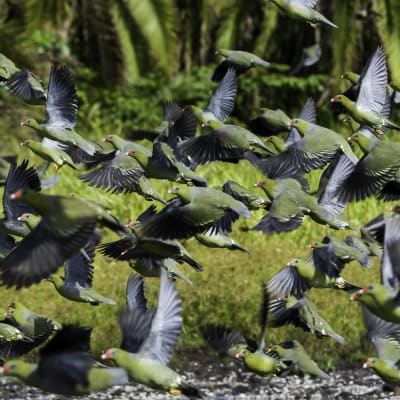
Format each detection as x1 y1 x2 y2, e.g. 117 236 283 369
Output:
102 136 109 142
0 365 9 374
20 120 28 126
363 360 371 368
309 241 316 248
10 190 23 200
350 293 358 301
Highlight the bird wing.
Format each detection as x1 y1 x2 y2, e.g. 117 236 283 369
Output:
356 46 387 113
3 159 41 222
46 64 78 129
336 153 400 203
294 0 318 8
285 98 315 147
64 230 101 289
381 214 400 291
206 68 237 122
202 325 248 358
0 218 97 289
125 274 148 312
6 70 42 102
362 305 400 363
177 130 246 164
139 270 182 365
267 265 310 297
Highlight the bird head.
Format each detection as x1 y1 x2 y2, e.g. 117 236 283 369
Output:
363 358 376 368
17 213 29 222
20 119 39 129
350 286 370 301
167 187 180 194
20 139 29 146
253 181 264 188
288 119 298 128
278 295 287 302
10 189 27 200
287 258 300 268
126 150 135 157
392 205 400 214
308 241 318 248
330 95 342 103
347 133 358 142
102 135 112 142
101 348 118 360
340 72 349 79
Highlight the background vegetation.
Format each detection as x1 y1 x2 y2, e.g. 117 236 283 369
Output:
0 0 399 369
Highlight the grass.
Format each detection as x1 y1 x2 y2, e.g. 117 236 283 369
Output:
0 88 389 371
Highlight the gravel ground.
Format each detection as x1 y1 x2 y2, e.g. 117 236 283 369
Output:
1 352 399 400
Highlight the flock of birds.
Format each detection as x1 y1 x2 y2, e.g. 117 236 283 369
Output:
0 0 400 398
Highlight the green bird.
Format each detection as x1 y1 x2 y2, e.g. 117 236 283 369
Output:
178 119 274 165
140 185 251 240
337 133 400 202
20 139 78 170
194 229 249 253
203 290 291 377
99 205 203 274
202 325 289 377
310 235 371 272
6 69 47 105
20 64 99 156
267 257 360 297
126 140 207 187
46 230 116 305
101 271 203 398
269 340 329 378
0 189 128 288
351 213 400 323
252 179 352 234
0 325 128 396
222 180 271 211
191 67 237 125
0 158 41 238
331 47 400 136
362 305 400 386
249 98 315 139
270 0 338 28
267 293 344 343
211 49 271 82
0 53 46 104
2 302 60 359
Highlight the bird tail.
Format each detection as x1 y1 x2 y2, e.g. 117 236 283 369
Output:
335 277 360 292
229 242 249 253
176 383 204 398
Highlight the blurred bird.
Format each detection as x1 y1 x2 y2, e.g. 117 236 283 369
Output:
252 179 352 234
362 305 400 386
267 257 360 297
0 53 46 105
268 340 329 378
0 189 128 288
101 271 203 398
1 302 60 359
202 291 291 377
191 68 237 125
0 325 128 395
140 186 251 240
46 230 116 305
331 47 400 135
0 158 41 238
266 294 344 343
351 213 400 323
270 0 338 28
20 139 78 170
20 64 101 157
211 49 271 82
